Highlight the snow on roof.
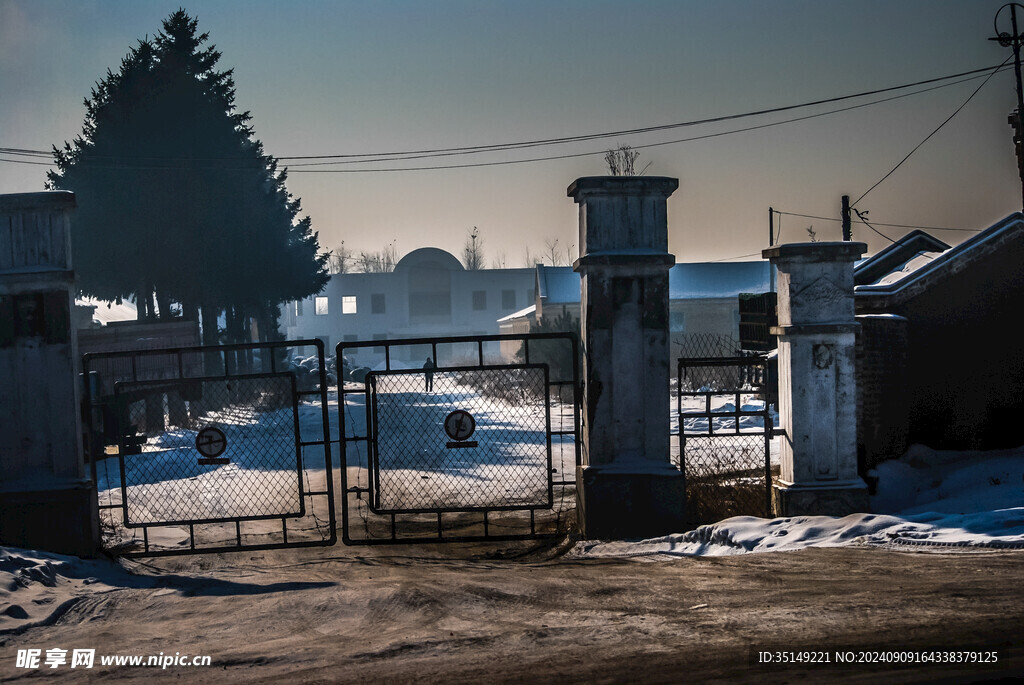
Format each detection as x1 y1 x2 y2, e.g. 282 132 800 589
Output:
866 251 945 287
536 261 772 303
853 230 951 287
855 213 1024 298
668 261 772 299
497 304 536 323
76 296 138 325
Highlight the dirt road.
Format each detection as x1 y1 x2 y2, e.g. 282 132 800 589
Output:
2 540 1022 683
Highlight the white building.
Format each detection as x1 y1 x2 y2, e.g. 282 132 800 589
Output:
282 246 774 364
280 247 535 365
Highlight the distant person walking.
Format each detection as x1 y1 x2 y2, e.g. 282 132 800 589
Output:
423 356 435 392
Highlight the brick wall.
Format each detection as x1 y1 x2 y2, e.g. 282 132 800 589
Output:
855 314 909 475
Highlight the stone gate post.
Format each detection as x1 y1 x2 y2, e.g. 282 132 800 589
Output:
0 191 98 555
569 176 685 539
763 241 869 516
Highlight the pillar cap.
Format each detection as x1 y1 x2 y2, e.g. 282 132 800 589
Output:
0 191 76 212
568 176 678 201
763 241 866 262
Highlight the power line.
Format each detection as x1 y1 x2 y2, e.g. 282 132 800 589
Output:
852 55 1013 208
853 209 899 244
282 66 1013 168
275 63 1009 163
0 156 52 166
285 71 1008 174
0 62 1011 171
772 209 980 232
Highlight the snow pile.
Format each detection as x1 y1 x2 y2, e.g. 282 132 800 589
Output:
570 443 1024 560
0 548 132 634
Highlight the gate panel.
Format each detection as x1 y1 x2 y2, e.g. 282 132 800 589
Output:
114 374 304 527
82 340 335 557
338 333 579 545
676 356 774 524
367 365 551 513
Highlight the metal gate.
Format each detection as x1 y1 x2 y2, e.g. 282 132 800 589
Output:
675 355 774 524
337 333 579 544
82 339 336 557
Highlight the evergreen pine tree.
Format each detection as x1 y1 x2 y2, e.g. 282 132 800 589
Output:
48 10 328 344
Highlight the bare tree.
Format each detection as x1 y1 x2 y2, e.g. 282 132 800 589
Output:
462 226 484 270
328 240 352 274
522 246 537 268
544 238 563 266
805 225 818 243
358 240 398 273
491 251 508 269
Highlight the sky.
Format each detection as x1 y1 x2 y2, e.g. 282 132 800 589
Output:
2 0 1024 267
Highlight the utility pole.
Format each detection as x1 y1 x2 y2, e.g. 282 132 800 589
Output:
841 195 852 241
991 3 1024 210
768 207 776 292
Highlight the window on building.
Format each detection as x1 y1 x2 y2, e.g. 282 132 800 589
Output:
501 289 516 310
372 333 386 354
342 296 357 314
343 334 357 342
295 300 304 317
472 290 487 310
314 296 328 316
371 293 386 314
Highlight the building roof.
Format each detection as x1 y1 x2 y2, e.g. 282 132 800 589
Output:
536 264 579 304
76 296 138 325
853 230 952 287
535 260 772 304
394 247 464 271
855 212 1024 307
668 261 772 299
497 304 537 323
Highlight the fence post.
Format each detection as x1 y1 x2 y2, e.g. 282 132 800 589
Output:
763 241 869 516
0 191 99 555
569 176 684 539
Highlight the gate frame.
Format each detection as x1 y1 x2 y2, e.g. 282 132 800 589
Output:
82 339 336 557
676 355 774 523
337 332 580 545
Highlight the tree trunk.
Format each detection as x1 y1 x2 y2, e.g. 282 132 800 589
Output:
156 289 173 320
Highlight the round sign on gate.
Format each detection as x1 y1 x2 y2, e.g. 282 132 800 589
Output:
443 410 476 443
196 425 228 462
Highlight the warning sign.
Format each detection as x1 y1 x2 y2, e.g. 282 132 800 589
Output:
196 426 229 465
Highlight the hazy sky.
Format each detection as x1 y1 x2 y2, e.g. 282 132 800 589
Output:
2 0 1023 266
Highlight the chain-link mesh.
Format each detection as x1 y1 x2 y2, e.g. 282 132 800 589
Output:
84 340 336 557
338 333 579 545
368 367 551 513
681 434 770 521
115 375 302 526
677 356 772 523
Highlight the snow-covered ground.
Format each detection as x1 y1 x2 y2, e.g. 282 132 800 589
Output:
571 443 1024 560
4 441 1024 633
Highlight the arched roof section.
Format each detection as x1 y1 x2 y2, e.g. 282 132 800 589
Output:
394 247 465 272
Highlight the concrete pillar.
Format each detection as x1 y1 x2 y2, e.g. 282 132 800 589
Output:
570 176 684 539
0 191 98 555
763 241 869 516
